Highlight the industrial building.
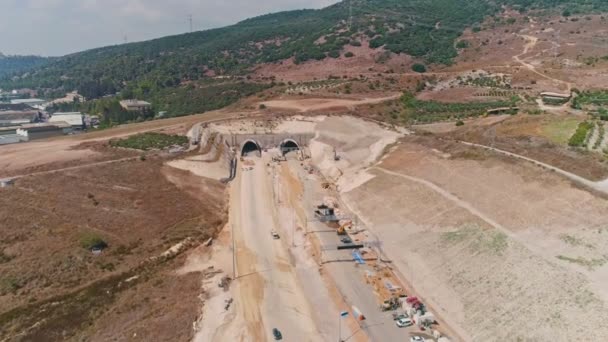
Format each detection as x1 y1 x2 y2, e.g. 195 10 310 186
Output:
120 99 151 113
16 122 72 141
49 112 87 129
10 98 47 107
0 104 39 127
540 91 572 105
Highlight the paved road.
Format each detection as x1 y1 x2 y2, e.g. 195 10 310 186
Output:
293 160 413 342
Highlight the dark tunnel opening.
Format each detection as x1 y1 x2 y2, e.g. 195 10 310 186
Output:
241 140 261 157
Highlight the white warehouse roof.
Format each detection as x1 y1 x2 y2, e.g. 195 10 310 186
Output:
49 114 83 127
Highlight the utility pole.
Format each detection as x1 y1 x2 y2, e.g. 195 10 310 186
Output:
188 14 193 33
232 223 237 279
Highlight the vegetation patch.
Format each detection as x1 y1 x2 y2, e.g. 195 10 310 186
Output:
110 132 188 151
556 255 607 270
80 233 108 251
559 234 595 249
568 121 593 147
572 90 608 109
441 225 508 256
541 117 581 146
400 91 515 123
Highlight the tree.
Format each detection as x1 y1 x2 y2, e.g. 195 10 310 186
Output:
412 63 427 73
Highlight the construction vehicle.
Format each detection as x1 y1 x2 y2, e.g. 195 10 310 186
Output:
337 222 352 235
406 296 426 315
380 296 401 311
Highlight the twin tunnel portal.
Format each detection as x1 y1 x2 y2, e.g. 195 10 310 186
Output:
241 139 299 156
226 133 315 157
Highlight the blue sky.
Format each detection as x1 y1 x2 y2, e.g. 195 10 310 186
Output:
0 0 337 56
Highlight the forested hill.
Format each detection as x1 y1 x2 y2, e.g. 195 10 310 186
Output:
1 0 606 99
0 53 51 79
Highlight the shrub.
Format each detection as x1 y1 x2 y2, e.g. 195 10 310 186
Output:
455 40 469 49
456 120 465 126
259 104 267 109
412 63 427 73
344 52 355 58
80 233 108 251
327 50 341 58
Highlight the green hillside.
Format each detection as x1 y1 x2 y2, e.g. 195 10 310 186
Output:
0 0 605 100
0 54 51 79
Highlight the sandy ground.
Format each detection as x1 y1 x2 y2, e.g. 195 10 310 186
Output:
198 156 325 342
167 155 228 181
336 138 608 341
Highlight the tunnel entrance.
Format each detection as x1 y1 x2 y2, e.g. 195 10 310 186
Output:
241 140 262 157
280 139 300 155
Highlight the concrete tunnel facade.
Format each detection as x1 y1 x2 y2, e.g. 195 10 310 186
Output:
241 139 262 156
279 139 300 155
227 133 315 157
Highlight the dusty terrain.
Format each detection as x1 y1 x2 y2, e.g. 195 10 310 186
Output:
0 136 227 341
336 136 608 341
2 9 608 342
426 114 608 181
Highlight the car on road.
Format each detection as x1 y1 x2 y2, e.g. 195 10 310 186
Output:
396 317 413 328
271 231 280 239
272 328 282 340
410 336 425 342
340 236 352 244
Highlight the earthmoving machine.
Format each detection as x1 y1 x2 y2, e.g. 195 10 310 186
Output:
337 221 352 235
380 296 401 312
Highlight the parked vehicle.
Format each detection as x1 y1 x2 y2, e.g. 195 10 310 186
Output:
392 312 409 321
272 328 282 340
410 336 425 342
396 317 413 328
271 231 280 239
340 236 352 244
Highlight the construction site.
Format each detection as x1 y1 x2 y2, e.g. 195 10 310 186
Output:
2 9 608 342
177 114 608 342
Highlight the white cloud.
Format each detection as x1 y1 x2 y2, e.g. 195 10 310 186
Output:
0 0 338 56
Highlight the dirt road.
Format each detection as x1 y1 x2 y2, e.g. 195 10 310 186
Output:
458 140 608 194
514 34 571 91
221 158 324 341
260 94 400 112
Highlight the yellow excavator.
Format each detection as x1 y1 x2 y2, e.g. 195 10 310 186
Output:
337 222 351 235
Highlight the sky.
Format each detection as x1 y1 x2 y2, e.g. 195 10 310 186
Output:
0 0 338 57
